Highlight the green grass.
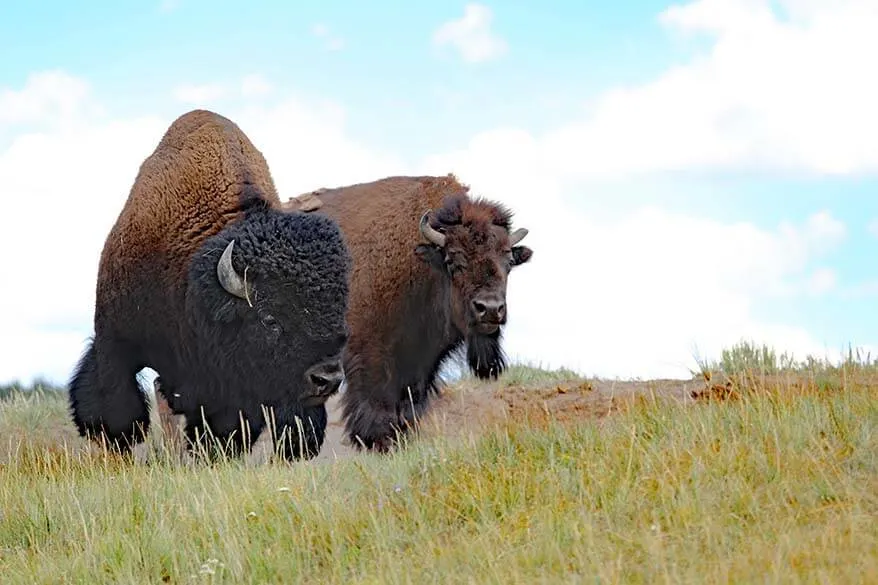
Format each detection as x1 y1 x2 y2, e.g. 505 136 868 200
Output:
1 357 877 584
0 379 66 402
697 339 878 378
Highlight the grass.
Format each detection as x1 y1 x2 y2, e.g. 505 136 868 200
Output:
1 351 877 584
455 360 584 389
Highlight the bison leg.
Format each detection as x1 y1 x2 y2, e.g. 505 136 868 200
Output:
67 337 151 453
339 391 409 453
342 378 439 453
152 377 185 451
264 403 328 461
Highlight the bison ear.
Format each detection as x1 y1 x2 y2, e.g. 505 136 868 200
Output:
511 245 533 266
415 244 445 271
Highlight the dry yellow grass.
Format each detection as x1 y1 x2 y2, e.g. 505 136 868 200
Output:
1 352 876 584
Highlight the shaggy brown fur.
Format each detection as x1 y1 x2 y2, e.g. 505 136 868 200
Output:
97 109 279 317
68 109 351 460
288 174 533 451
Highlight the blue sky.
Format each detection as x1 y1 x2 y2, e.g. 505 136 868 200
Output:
2 0 877 384
0 0 694 151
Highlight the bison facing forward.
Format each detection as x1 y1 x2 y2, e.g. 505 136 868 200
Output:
67 109 351 461
295 175 532 451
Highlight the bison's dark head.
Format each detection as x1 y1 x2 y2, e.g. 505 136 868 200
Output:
415 195 532 379
189 209 351 406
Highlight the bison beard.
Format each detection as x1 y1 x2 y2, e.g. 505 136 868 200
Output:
154 374 328 460
466 330 507 380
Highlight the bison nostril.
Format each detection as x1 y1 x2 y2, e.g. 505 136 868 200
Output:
473 298 506 322
306 361 344 396
310 373 329 388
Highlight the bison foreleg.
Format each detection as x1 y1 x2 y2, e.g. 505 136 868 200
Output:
67 338 151 453
151 377 186 452
339 388 415 454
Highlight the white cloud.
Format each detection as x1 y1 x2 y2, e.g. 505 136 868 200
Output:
241 74 272 98
0 70 93 128
173 75 275 104
417 132 849 379
159 0 179 13
803 211 847 245
311 23 345 51
0 75 403 386
3 0 873 389
539 0 878 178
432 4 508 64
0 90 167 384
172 83 226 105
234 97 405 193
806 268 837 296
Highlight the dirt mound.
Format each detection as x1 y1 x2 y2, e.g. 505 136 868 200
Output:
302 375 700 462
423 376 699 429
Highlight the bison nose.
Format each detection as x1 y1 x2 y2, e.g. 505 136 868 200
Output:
472 297 506 323
305 361 344 396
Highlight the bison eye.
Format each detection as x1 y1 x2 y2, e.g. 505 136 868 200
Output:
260 313 280 332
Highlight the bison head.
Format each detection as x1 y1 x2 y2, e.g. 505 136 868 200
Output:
415 195 532 379
190 210 351 406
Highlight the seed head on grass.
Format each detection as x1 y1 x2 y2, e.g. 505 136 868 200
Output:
1 352 877 583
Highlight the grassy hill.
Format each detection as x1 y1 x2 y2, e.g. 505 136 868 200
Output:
1 343 876 583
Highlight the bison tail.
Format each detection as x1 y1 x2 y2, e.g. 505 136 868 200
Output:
67 337 151 453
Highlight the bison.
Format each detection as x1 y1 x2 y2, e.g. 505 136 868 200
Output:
67 109 352 461
287 175 533 451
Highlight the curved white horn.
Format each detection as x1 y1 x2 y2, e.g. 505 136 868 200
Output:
419 211 446 247
509 227 528 246
216 239 248 299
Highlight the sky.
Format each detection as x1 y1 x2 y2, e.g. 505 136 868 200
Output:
2 0 878 386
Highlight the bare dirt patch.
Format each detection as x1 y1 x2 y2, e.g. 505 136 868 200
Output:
314 374 705 462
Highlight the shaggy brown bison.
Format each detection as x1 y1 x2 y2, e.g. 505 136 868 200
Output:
290 174 532 452
67 109 352 461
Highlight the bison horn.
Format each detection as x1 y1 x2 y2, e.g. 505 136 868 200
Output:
509 227 528 246
419 211 446 247
217 239 250 300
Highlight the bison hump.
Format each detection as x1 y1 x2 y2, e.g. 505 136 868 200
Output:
285 189 326 212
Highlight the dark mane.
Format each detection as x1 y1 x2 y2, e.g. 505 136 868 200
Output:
430 194 515 231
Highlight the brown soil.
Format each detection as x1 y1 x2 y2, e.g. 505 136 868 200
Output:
312 375 705 463
145 368 877 465
1 370 856 466
0 375 709 465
